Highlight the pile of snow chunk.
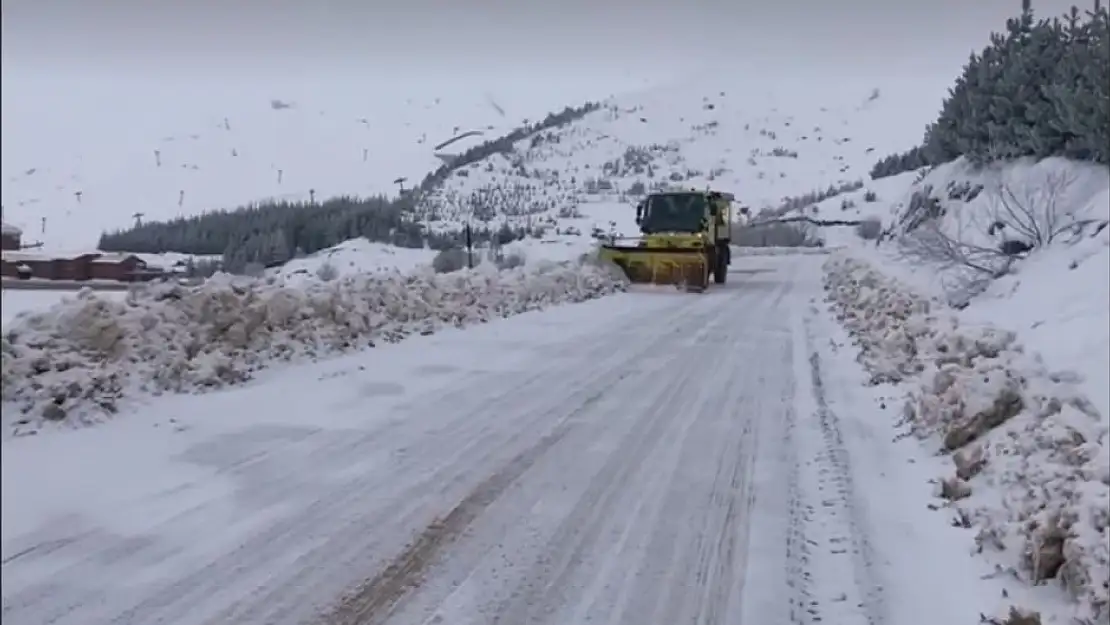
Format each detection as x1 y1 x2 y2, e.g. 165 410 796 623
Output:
1 259 627 429
823 253 1109 622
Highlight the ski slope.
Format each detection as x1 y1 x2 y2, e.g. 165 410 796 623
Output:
0 254 1016 625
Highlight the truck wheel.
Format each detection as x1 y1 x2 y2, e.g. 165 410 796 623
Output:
713 244 728 284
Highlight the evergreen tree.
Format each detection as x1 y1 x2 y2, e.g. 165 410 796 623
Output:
871 0 1109 179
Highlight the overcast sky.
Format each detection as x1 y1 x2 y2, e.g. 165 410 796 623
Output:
0 0 1087 155
2 0 1084 85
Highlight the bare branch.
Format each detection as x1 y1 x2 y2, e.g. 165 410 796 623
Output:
895 214 1015 307
986 168 1079 247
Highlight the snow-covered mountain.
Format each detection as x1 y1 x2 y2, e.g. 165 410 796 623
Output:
0 79 603 251
412 74 943 240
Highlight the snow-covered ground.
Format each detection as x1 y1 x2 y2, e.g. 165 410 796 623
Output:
810 155 1110 623
2 254 1023 625
818 157 1109 423
1 258 627 431
268 239 439 285
2 288 127 329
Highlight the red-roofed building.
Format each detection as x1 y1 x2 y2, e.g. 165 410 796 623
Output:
1 222 21 251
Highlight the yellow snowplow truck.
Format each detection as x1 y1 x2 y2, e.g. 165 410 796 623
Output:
598 189 740 292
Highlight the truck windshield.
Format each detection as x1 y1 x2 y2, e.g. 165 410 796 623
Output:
640 193 707 234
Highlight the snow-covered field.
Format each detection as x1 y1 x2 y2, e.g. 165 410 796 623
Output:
1 254 1028 625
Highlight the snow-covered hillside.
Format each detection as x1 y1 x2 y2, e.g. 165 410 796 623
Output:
1 78 600 251
412 74 945 240
239 73 960 294
809 157 1110 419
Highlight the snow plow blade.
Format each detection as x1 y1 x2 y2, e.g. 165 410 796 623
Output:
598 243 710 292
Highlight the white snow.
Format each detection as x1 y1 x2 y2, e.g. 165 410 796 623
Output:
1 253 1016 625
411 73 946 245
806 149 1110 624
2 288 128 329
822 247 1108 622
1 70 648 251
269 238 439 286
835 158 1110 423
1 258 627 433
798 287 1043 625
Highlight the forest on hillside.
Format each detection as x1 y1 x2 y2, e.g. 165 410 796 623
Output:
870 0 1109 178
98 102 600 272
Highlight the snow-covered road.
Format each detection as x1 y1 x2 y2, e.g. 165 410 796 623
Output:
1 255 990 625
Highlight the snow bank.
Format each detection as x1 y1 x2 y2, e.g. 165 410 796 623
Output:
823 254 1109 623
732 245 831 257
270 238 438 286
1 260 626 432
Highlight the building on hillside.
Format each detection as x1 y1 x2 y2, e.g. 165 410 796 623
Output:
0 251 160 282
1 222 22 251
431 129 489 168
88 253 158 281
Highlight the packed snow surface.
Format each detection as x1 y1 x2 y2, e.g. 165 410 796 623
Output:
1 258 626 430
2 253 1030 625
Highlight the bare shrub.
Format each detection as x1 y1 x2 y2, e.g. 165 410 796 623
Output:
557 205 583 219
432 247 472 273
498 249 526 270
856 217 882 240
985 169 1086 247
898 217 1013 306
897 167 1088 306
315 261 339 281
897 186 944 233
